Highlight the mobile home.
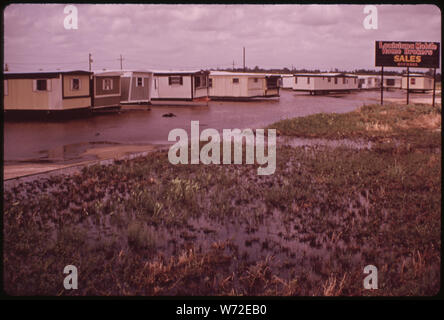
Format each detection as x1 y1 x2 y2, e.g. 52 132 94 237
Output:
4 70 92 112
151 70 209 105
120 70 153 104
356 75 380 90
292 73 358 95
280 74 295 89
209 71 280 100
383 75 402 89
402 74 434 92
92 71 121 109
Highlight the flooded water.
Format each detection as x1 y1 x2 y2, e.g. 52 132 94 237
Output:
3 89 430 163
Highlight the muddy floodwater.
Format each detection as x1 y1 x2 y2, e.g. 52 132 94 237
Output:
3 89 432 164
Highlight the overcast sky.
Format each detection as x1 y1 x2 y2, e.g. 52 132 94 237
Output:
3 4 441 73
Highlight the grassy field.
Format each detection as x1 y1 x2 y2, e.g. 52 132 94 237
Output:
3 103 441 296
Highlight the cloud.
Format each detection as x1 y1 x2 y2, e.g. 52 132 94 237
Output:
3 4 441 72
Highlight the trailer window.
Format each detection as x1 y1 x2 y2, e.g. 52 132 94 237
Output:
136 77 144 87
103 78 113 91
342 78 346 84
71 78 80 90
233 78 239 84
169 76 183 85
328 77 331 83
411 78 416 85
254 78 258 83
334 78 338 85
294 77 297 84
208 78 213 88
36 79 47 91
386 79 395 86
307 77 310 84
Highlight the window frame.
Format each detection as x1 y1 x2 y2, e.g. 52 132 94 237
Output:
102 78 113 91
136 77 144 87
169 76 183 86
71 78 81 91
36 79 48 91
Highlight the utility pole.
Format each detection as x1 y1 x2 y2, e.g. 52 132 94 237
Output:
406 67 410 105
119 54 124 70
4 63 8 71
88 53 93 71
243 47 245 72
232 60 235 71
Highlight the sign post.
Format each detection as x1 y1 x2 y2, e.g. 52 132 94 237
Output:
380 66 384 105
375 41 440 106
432 68 437 107
406 67 410 105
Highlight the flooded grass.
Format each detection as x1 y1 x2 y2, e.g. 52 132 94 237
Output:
3 103 441 296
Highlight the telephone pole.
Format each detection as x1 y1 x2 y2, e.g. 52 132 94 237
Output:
232 60 235 71
243 47 245 72
88 53 93 71
119 54 124 70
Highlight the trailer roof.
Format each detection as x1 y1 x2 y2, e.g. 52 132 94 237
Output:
293 72 357 78
209 71 279 77
3 70 92 79
401 73 433 78
152 70 209 76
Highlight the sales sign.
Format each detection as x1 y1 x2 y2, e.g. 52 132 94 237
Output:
375 41 440 68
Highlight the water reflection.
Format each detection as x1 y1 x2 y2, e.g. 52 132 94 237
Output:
3 89 432 163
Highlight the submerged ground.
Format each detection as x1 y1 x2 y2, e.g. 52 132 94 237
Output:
3 103 441 296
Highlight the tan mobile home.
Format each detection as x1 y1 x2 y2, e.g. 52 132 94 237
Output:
402 74 434 92
292 73 358 95
92 71 122 109
3 70 92 111
209 71 280 100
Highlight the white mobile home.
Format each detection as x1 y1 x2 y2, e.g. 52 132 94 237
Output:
209 71 280 100
4 70 92 112
383 75 402 89
402 74 434 92
356 75 380 90
292 73 358 95
120 70 153 104
151 70 209 105
280 74 295 89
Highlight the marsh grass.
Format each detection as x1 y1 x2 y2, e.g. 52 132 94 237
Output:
3 102 441 296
